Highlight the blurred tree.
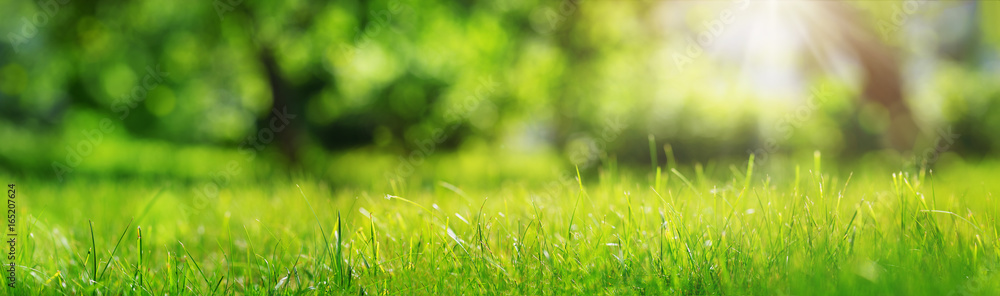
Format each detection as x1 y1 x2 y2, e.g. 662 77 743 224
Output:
0 0 997 177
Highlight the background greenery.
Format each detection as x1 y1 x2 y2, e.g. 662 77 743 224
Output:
2 0 1000 183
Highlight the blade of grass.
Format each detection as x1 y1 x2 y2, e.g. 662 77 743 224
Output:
670 168 700 197
89 220 97 283
664 144 676 170
179 241 212 289
99 218 133 280
648 134 658 172
336 212 345 286
136 226 143 288
567 165 584 244
296 185 336 286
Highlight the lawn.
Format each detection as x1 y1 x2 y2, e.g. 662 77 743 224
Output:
7 153 999 295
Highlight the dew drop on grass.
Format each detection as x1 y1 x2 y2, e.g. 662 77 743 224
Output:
455 213 469 225
446 227 464 245
274 276 288 289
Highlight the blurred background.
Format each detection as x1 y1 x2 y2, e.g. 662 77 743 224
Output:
1 0 999 187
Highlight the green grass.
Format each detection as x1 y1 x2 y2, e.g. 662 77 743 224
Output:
4 155 1000 295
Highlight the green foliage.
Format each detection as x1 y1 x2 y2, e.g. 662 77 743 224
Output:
3 0 999 179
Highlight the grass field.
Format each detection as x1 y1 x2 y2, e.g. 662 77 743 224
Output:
5 153 1000 295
